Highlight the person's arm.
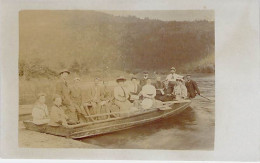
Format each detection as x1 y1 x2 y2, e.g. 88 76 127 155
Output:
193 81 200 95
152 87 156 98
177 74 184 79
166 74 171 81
44 105 49 118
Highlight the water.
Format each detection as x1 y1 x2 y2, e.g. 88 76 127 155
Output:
80 74 215 150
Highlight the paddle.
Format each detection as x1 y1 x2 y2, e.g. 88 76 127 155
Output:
197 94 211 101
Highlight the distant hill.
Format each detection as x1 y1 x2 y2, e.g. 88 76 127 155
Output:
19 10 214 77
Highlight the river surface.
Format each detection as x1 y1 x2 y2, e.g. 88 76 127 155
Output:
80 74 215 150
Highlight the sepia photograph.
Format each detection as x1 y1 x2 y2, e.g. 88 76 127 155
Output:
0 0 259 161
18 10 215 150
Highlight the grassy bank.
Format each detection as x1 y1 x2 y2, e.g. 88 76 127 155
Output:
19 70 132 106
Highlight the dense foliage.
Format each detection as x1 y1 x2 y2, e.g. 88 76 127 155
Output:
19 11 214 79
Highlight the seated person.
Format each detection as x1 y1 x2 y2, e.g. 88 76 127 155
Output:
127 76 141 103
174 78 188 100
139 79 159 109
114 76 136 116
32 93 50 125
49 94 69 127
154 76 165 101
160 80 174 102
185 74 200 98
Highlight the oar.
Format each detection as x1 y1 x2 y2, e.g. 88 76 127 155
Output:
197 94 211 101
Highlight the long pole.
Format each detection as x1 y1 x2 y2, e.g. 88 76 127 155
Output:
197 94 211 101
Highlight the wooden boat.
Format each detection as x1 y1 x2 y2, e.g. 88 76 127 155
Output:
23 99 191 139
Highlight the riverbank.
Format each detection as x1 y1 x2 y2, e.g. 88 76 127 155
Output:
19 122 100 148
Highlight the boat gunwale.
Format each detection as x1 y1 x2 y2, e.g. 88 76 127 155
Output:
22 100 191 138
67 99 191 128
70 101 191 138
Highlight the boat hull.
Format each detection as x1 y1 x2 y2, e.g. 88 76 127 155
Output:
23 100 191 139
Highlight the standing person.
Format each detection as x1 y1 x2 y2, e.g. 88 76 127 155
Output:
103 81 120 118
55 69 78 124
31 93 50 125
70 77 87 122
185 74 200 98
140 71 149 87
166 67 183 90
87 78 105 119
49 94 69 127
114 76 134 115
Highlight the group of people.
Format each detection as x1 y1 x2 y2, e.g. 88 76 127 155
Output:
31 67 200 127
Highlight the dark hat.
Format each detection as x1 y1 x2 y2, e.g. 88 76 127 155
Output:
185 74 191 77
52 94 61 101
59 69 70 75
116 76 126 82
143 71 148 74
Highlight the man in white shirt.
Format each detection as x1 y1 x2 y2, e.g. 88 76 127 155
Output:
166 67 183 82
165 67 183 93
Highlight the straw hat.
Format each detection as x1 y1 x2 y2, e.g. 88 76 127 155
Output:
116 76 126 82
59 69 70 75
170 67 176 71
131 76 137 80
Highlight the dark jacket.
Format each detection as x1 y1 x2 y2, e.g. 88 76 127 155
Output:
56 79 71 106
140 78 148 87
185 80 200 98
153 81 164 95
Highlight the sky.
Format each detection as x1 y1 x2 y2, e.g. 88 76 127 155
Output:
101 10 214 21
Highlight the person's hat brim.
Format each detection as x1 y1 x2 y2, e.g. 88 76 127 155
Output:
59 69 70 75
116 76 126 82
131 77 137 80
